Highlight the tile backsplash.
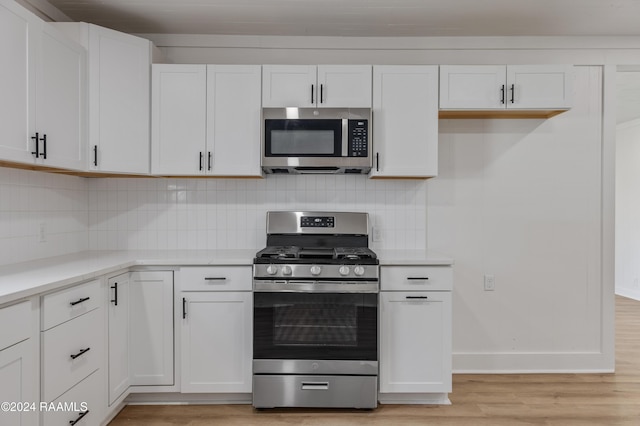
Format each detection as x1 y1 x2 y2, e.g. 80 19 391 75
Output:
87 175 427 251
0 170 426 265
0 168 89 266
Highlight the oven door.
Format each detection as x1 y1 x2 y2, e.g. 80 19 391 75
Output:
253 291 377 361
264 119 345 157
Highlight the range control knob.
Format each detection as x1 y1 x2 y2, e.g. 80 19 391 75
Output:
281 265 293 276
338 266 350 276
353 266 365 276
266 265 278 275
310 265 322 276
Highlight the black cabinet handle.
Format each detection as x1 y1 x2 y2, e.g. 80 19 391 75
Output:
510 84 515 104
40 134 47 159
110 283 118 306
31 133 39 158
320 84 324 103
70 347 91 360
182 297 187 319
311 84 314 104
500 84 505 104
208 151 212 171
405 296 429 300
70 297 90 306
204 277 226 281
93 145 98 167
69 410 89 425
376 152 379 172
407 277 429 280
199 152 204 171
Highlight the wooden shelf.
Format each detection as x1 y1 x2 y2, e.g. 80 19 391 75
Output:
438 109 568 119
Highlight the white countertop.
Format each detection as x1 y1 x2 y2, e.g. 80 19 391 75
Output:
0 249 453 306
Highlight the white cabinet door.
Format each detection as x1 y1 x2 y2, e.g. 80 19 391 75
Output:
439 65 505 109
371 65 439 178
151 64 207 175
34 22 85 171
181 292 252 393
380 291 452 393
507 65 573 109
88 25 150 173
107 273 130 404
0 0 34 165
129 271 174 386
439 65 573 111
206 65 262 176
380 291 451 393
317 65 372 107
0 340 37 426
262 65 316 107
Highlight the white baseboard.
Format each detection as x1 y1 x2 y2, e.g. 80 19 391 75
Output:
615 287 640 301
453 351 614 373
378 393 450 405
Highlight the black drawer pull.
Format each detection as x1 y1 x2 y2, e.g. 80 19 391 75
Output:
182 297 187 319
407 277 429 280
69 410 89 425
204 277 226 281
405 296 429 300
70 347 91 360
111 283 118 306
70 297 90 306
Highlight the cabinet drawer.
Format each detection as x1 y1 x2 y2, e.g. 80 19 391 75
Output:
42 279 102 330
42 369 103 426
180 266 252 291
0 300 32 351
381 266 452 291
42 308 103 402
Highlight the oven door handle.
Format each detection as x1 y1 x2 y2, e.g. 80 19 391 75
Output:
301 382 329 391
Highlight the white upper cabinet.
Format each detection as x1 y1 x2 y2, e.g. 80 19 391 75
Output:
34 23 86 171
152 64 207 175
371 65 439 178
262 65 372 108
207 65 262 176
0 0 85 170
152 64 262 176
0 0 33 165
87 25 150 173
439 65 573 114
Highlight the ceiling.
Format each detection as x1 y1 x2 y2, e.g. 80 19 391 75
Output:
44 0 640 37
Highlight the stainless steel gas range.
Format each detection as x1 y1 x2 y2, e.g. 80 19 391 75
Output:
252 211 379 409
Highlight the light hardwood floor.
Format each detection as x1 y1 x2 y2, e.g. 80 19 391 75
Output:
109 295 640 425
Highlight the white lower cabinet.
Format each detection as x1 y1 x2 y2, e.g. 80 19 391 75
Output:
129 271 174 386
41 369 103 426
107 273 130 405
0 299 38 426
180 266 253 393
379 266 452 400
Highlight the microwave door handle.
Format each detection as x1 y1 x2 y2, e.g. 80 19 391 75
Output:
342 119 348 157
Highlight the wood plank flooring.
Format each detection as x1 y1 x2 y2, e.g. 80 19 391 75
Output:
109 295 640 425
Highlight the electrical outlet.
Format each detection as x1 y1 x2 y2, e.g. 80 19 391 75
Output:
372 227 383 242
484 274 495 291
39 222 46 243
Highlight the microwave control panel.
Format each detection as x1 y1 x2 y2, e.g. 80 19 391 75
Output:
348 119 369 157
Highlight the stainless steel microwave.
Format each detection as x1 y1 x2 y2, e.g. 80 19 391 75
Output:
261 108 372 174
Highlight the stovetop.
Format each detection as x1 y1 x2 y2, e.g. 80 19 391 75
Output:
254 245 378 265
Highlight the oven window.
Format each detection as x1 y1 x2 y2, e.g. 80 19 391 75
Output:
265 119 342 157
254 292 377 361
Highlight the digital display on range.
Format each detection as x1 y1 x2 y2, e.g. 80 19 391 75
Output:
300 216 335 228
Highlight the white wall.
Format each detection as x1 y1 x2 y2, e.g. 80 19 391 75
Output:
430 66 607 372
0 168 88 266
616 118 640 300
87 175 426 252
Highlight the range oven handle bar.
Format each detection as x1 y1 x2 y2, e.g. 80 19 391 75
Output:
405 296 429 300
